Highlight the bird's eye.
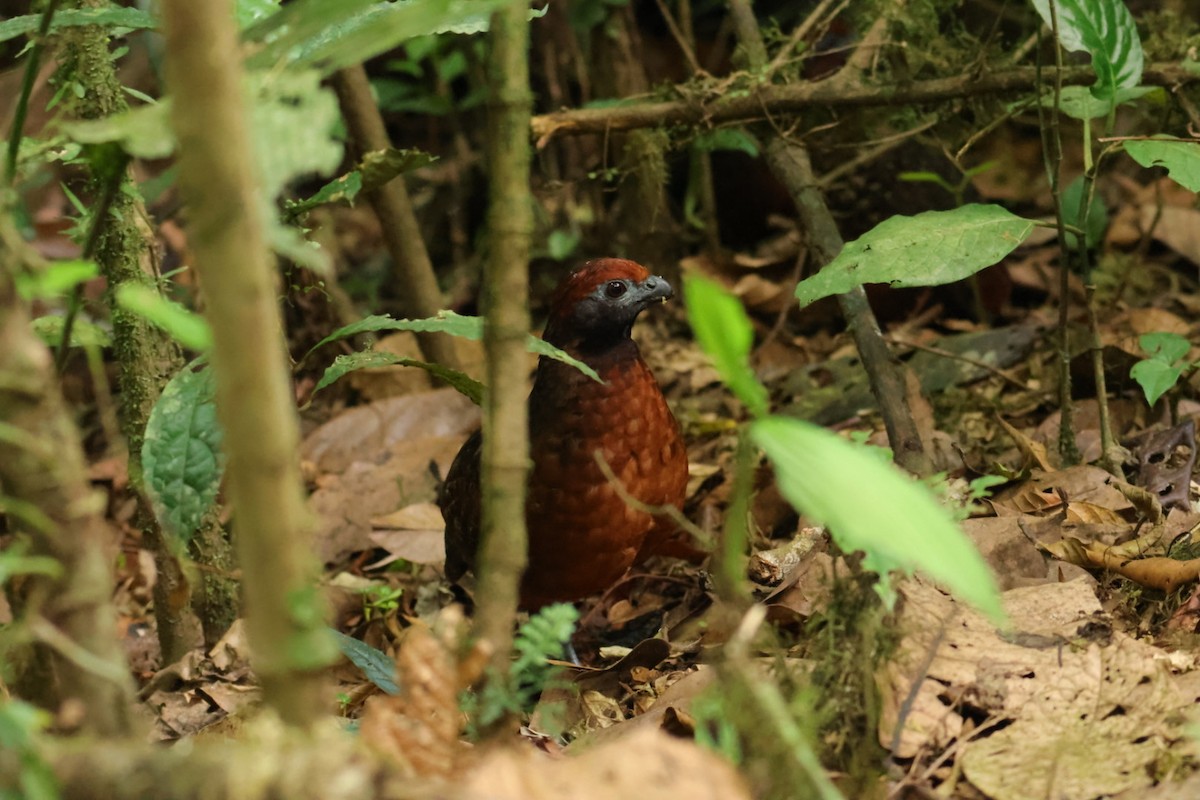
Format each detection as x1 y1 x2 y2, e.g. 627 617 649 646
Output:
605 280 627 299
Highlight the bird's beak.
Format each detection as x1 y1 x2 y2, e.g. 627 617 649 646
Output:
635 275 674 306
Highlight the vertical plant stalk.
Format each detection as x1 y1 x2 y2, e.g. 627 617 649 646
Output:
331 65 460 371
159 0 333 726
55 2 231 660
0 221 135 736
1036 14 1081 466
3 0 59 185
713 436 754 605
1080 149 1120 473
473 0 534 678
727 0 932 476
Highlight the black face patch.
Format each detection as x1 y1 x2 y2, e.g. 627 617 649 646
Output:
554 274 674 350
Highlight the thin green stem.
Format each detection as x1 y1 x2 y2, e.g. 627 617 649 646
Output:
54 153 127 373
5 0 61 186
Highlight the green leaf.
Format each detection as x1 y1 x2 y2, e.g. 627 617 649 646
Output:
1047 85 1159 120
331 630 399 695
1139 331 1190 364
15 259 98 300
1029 0 1144 98
693 128 759 157
246 0 512 74
795 205 1036 307
546 229 580 261
310 311 601 383
684 276 769 417
359 147 438 191
286 171 364 216
750 416 1005 623
30 316 111 349
143 361 225 544
1125 137 1200 192
1060 175 1107 249
115 284 212 352
236 0 281 28
250 70 343 203
0 7 156 44
288 148 437 215
62 102 176 160
1131 359 1184 407
311 350 484 404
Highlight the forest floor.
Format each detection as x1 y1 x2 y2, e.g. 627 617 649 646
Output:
18 148 1200 800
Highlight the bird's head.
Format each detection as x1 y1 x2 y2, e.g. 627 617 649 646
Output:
543 258 673 350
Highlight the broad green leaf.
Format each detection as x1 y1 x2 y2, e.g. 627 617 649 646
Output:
1030 0 1143 98
15 259 97 300
750 416 1005 623
1125 138 1200 192
1061 175 1107 249
30 316 111 349
63 102 175 160
795 205 1036 307
242 0 377 66
1130 359 1184 407
288 148 438 216
287 171 365 217
311 350 484 404
115 284 212 352
684 276 769 417
250 70 343 203
246 0 511 74
236 0 281 28
143 362 225 544
1139 331 1190 364
1047 85 1159 120
359 148 438 191
310 311 601 383
331 630 400 695
0 7 155 44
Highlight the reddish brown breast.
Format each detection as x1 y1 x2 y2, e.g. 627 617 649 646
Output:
439 258 694 609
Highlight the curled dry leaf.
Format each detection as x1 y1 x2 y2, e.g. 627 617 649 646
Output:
359 616 466 778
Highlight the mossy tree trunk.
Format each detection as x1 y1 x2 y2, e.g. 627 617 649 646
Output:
59 0 239 659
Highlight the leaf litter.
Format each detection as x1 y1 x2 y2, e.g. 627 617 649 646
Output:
85 134 1200 800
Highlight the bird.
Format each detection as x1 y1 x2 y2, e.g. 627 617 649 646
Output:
438 258 694 609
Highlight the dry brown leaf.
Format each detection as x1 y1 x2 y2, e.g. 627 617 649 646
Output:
367 502 447 564
1063 500 1126 525
1142 205 1200 266
881 577 1196 800
359 620 463 778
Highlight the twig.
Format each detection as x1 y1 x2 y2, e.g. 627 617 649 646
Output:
817 116 937 188
761 0 846 82
530 64 1193 145
28 616 132 688
593 450 713 550
884 335 1035 392
331 65 460 370
651 0 703 76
